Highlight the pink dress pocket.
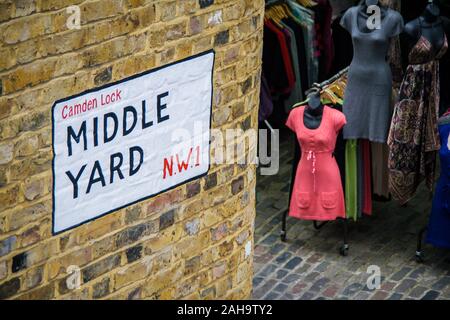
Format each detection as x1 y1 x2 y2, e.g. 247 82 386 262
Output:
297 192 311 209
320 191 338 209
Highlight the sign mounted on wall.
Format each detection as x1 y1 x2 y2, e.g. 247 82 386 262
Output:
52 50 214 234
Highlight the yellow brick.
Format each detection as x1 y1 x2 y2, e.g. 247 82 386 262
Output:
47 247 92 280
114 258 152 289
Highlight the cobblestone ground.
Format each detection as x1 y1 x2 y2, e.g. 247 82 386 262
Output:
253 130 450 300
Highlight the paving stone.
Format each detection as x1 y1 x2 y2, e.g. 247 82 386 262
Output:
258 264 278 277
432 276 450 291
408 286 427 299
310 277 330 292
263 291 280 300
421 290 440 300
290 282 307 295
253 277 264 288
273 283 288 293
314 261 330 272
342 283 364 297
275 269 289 280
282 273 301 284
388 293 403 300
261 235 278 245
371 290 389 300
300 292 316 300
284 257 302 270
409 266 427 279
253 279 277 299
395 279 417 293
322 285 339 298
354 291 371 300
390 267 413 281
275 252 292 264
269 243 286 255
279 293 294 300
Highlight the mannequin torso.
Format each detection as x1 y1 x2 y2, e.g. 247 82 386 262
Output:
303 92 324 129
402 4 450 58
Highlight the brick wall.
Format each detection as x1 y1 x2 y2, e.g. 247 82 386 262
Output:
0 0 264 299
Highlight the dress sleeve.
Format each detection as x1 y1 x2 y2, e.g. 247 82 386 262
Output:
388 11 404 38
286 109 297 132
334 110 347 133
340 8 353 33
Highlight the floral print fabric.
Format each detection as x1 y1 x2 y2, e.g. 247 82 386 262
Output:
388 34 448 204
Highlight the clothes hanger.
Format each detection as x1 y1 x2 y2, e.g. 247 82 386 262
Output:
266 7 285 28
291 71 348 109
322 88 344 105
297 0 317 8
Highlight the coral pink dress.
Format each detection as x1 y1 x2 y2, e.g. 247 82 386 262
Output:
286 106 347 221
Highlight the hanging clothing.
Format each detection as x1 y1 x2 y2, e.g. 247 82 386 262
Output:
440 35 450 115
426 119 450 249
357 141 363 218
345 139 358 221
385 0 404 88
388 28 448 204
286 106 347 221
263 20 296 95
282 17 309 99
312 0 334 80
288 0 318 86
332 103 346 189
340 6 404 143
439 2 450 115
371 142 390 198
329 12 353 76
361 140 373 215
280 21 303 110
259 74 274 122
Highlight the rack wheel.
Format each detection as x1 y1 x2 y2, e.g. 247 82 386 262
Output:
415 251 425 263
340 244 349 257
280 231 287 242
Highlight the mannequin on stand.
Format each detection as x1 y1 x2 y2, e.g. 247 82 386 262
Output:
388 0 449 205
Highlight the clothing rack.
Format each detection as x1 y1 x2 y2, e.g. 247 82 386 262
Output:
281 68 350 257
305 67 349 96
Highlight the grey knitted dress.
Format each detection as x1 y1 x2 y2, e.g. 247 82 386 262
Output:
340 6 404 143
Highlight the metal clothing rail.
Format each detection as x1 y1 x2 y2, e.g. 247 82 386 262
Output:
281 67 350 257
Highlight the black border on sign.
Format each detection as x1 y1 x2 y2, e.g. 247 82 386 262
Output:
51 49 215 235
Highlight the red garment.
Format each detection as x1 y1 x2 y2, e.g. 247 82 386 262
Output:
313 0 334 80
264 19 296 94
362 140 372 215
286 106 347 221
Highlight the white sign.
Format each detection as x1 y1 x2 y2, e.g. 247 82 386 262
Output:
52 51 214 234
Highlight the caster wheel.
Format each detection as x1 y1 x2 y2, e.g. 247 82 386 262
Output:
415 251 425 263
280 231 287 242
340 245 349 257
